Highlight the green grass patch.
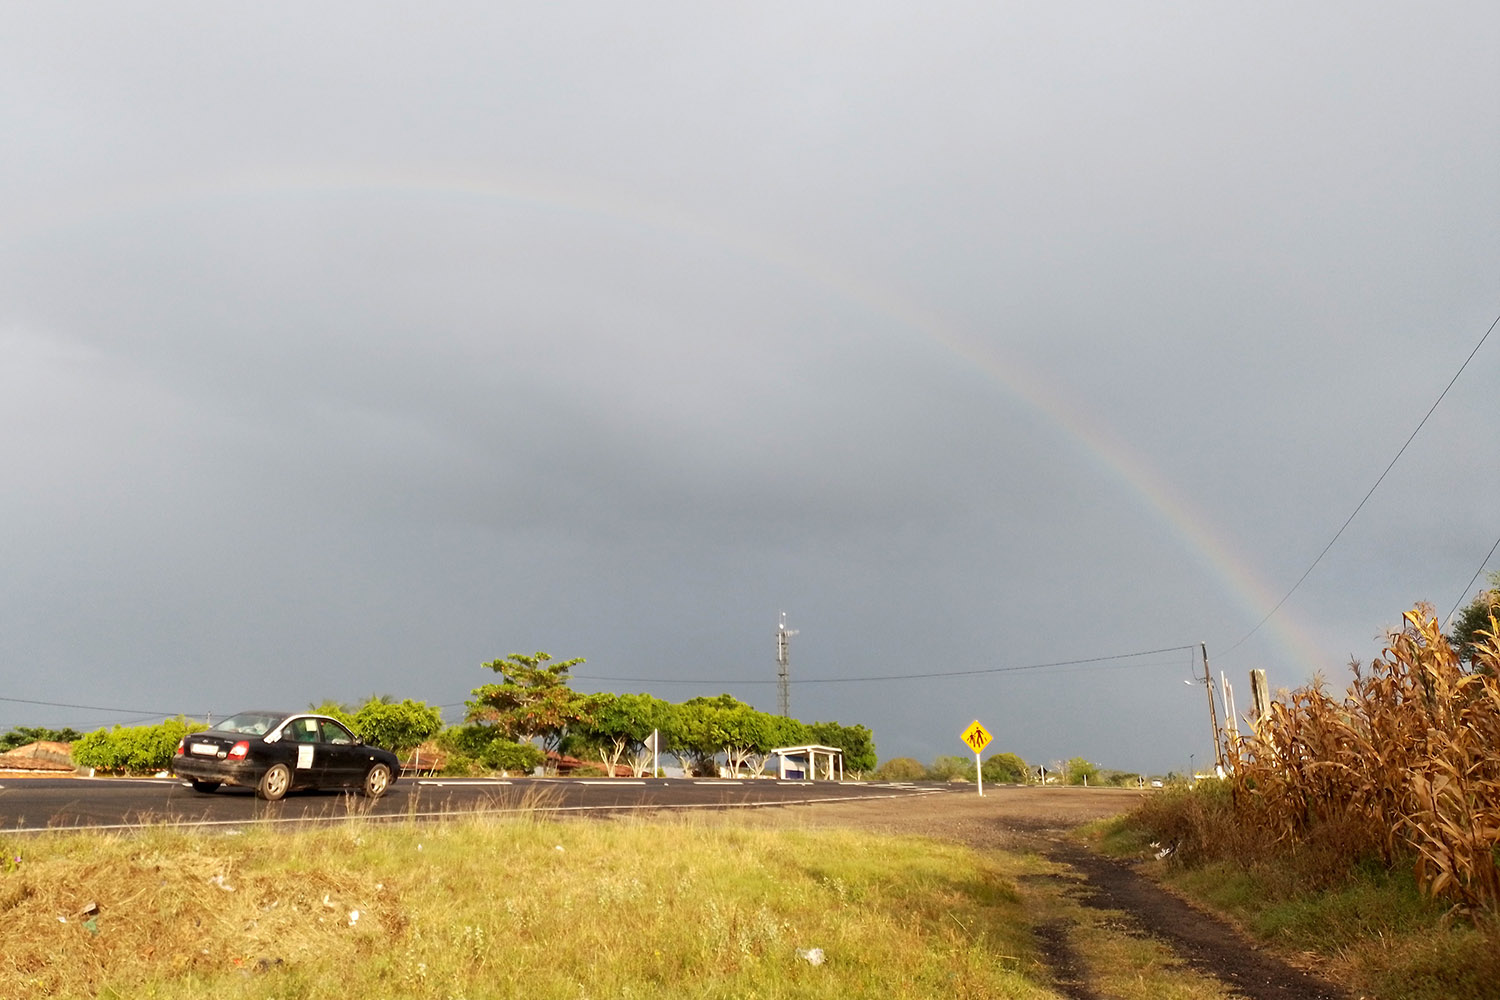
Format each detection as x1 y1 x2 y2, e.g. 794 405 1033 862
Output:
0 816 1063 1000
1076 815 1152 858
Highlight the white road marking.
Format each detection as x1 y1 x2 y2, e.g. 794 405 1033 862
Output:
416 779 513 786
693 780 742 785
578 780 645 785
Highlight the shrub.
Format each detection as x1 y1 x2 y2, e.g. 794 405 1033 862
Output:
928 755 976 782
439 753 483 777
351 699 443 755
436 724 497 758
982 752 1029 784
432 728 543 773
874 757 926 781
72 718 198 775
480 739 544 774
1065 757 1100 785
1129 780 1245 867
436 724 544 775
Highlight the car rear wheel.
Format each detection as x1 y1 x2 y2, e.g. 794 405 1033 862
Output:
189 779 221 794
257 763 291 801
362 762 391 798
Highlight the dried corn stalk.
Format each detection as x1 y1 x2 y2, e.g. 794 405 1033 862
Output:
1233 606 1500 911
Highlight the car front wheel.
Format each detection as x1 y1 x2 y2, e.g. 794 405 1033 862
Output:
362 762 391 798
257 763 291 801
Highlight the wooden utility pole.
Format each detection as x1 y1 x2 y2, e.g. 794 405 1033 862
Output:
1249 669 1270 730
1200 642 1224 769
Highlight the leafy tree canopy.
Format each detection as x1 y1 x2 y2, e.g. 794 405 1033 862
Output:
682 693 752 712
766 714 810 751
981 751 1029 784
466 651 590 751
1449 571 1500 666
563 691 675 774
306 700 356 728
588 691 672 745
1065 756 1100 785
353 698 443 756
806 721 877 775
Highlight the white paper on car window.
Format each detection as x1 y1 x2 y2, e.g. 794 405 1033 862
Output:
297 744 314 769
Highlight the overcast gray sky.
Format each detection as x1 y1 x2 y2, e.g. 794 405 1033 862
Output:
3 4 1497 774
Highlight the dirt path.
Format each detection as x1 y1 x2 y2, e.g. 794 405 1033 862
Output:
746 786 1348 1000
1046 841 1344 1000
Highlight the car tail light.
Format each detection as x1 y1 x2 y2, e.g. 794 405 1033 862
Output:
227 741 250 761
174 739 185 757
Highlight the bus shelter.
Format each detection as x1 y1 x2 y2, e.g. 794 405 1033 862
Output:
769 744 844 781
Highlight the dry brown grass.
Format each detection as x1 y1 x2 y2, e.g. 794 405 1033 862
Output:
1231 604 1500 912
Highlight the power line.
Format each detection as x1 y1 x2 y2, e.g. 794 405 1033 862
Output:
1225 308 1500 656
0 695 204 717
574 643 1194 686
1444 531 1500 627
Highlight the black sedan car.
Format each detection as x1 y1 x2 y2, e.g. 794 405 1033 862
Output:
172 711 400 801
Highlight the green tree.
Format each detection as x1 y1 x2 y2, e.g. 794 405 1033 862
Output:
874 756 926 781
1448 572 1500 667
661 699 722 776
466 652 591 752
679 695 769 777
352 698 443 756
306 700 357 728
571 692 671 777
805 721 877 777
752 715 811 776
981 751 1029 784
1065 756 1100 785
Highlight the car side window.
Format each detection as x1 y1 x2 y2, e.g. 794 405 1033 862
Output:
292 718 319 743
320 720 354 745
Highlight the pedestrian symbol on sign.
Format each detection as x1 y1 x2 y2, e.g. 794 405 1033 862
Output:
960 720 992 755
959 720 992 796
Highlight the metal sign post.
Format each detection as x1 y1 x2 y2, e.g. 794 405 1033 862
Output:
959 720 993 796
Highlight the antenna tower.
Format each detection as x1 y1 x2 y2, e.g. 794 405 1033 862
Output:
776 612 799 717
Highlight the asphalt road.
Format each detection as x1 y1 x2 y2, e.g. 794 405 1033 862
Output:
0 775 955 832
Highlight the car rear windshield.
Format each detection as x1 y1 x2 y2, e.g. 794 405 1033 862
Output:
214 712 284 736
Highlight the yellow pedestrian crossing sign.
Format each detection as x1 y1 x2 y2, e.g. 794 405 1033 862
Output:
960 720 992 754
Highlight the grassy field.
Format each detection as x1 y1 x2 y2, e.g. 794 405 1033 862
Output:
1088 609 1500 1000
1097 783 1500 1000
0 804 1236 1000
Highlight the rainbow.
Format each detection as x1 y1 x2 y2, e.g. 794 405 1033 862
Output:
9 165 1327 675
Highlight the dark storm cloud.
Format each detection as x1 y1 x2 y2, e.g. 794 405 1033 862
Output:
2 4 1497 771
